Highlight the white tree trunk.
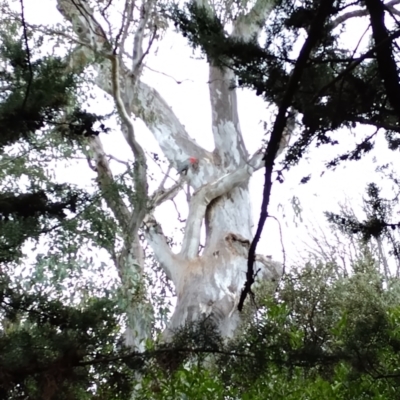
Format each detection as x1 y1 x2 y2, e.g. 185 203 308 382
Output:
56 0 283 344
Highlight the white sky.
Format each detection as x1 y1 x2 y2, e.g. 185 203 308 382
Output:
20 0 400 269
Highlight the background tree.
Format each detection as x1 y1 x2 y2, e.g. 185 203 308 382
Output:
0 17 140 399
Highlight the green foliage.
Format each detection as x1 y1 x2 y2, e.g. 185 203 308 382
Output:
170 0 400 168
0 274 135 400
134 256 400 399
1 2 400 399
0 18 137 399
0 23 108 149
0 30 74 147
0 18 115 262
327 181 400 266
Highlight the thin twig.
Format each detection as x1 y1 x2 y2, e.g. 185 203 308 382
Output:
144 65 194 84
114 0 133 54
107 154 130 167
158 165 171 190
269 215 286 276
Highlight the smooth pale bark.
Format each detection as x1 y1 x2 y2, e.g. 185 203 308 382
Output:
56 0 283 344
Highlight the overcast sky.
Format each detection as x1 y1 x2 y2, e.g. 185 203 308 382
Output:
21 0 400 268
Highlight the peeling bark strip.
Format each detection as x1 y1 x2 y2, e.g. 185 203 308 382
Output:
238 0 336 311
364 0 400 117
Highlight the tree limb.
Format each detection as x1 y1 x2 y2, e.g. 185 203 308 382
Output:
331 0 400 29
144 176 186 284
132 0 154 73
352 116 400 132
181 164 254 258
232 0 277 40
143 214 178 282
57 0 211 182
149 179 184 209
208 66 248 167
109 54 148 229
132 79 212 179
88 137 132 229
239 0 335 311
114 0 134 55
364 0 400 117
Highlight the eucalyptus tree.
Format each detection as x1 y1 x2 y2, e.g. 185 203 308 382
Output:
31 0 287 351
4 0 400 354
3 1 400 397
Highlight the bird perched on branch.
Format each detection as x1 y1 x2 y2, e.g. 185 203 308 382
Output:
176 157 198 176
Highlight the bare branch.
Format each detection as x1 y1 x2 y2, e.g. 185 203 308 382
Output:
132 0 154 73
88 137 132 228
149 179 184 209
101 0 114 14
144 65 194 84
158 165 172 190
114 0 134 54
99 0 115 38
143 214 179 282
107 154 130 167
331 0 400 29
109 55 148 225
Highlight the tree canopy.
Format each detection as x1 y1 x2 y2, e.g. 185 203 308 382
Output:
1 0 400 399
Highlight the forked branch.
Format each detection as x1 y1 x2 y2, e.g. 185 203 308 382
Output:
88 137 131 230
132 0 155 72
181 164 255 258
